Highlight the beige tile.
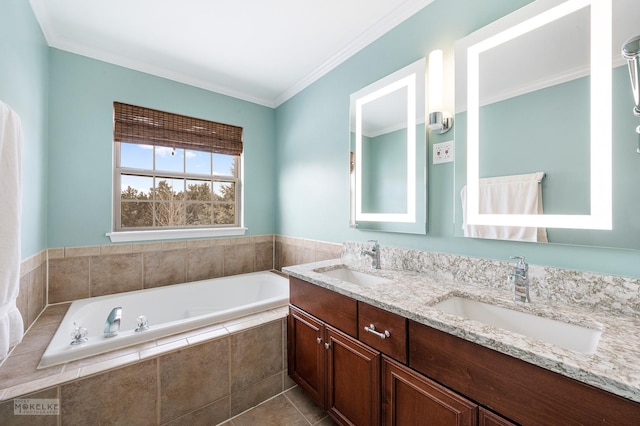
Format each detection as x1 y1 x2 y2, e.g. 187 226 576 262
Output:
230 394 308 426
77 353 140 378
27 266 46 326
255 241 274 271
163 396 230 426
61 359 157 425
64 246 100 258
223 243 255 276
63 343 153 371
90 253 143 296
285 386 327 424
250 234 274 243
186 245 224 282
0 387 59 426
46 248 64 260
17 274 29 330
10 321 57 357
230 372 283 417
100 244 133 255
296 246 315 265
139 339 188 360
132 241 163 253
186 327 228 346
159 338 230 423
35 305 69 328
162 240 187 250
229 321 282 393
143 249 186 288
1 369 78 401
186 239 211 248
48 257 90 303
0 349 64 389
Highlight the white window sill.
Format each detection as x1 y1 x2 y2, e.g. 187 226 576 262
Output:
106 227 248 243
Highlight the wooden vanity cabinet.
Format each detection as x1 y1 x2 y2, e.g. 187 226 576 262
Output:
326 325 381 425
409 320 640 426
288 277 380 425
382 356 478 425
287 305 326 407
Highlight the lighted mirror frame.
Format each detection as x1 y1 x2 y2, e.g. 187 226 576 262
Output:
354 72 417 223
465 0 612 230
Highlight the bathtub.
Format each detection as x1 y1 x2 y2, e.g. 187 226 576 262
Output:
38 271 289 368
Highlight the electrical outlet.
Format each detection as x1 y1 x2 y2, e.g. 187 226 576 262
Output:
433 141 454 164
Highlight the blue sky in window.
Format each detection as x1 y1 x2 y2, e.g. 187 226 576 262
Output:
120 143 235 193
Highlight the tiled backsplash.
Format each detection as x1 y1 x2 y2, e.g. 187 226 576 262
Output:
343 241 640 317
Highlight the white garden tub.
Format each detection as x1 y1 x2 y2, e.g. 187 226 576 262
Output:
39 271 289 368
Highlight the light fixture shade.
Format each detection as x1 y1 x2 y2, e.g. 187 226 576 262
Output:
428 49 452 133
428 49 444 112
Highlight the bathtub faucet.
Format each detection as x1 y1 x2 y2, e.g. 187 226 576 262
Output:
104 307 122 338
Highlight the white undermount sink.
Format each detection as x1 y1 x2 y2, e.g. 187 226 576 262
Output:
318 267 391 286
433 297 601 355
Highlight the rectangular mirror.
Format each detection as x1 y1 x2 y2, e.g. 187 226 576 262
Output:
350 58 427 234
454 0 640 249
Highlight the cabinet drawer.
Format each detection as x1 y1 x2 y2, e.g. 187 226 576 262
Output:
289 277 358 337
358 302 407 363
409 320 640 425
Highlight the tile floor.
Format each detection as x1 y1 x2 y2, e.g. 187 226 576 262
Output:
222 386 337 426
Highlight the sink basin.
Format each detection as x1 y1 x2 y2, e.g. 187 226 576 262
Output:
433 297 601 355
318 267 391 286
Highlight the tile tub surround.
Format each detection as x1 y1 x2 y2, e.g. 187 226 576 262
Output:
16 251 47 333
0 304 291 425
47 235 276 304
44 235 341 305
284 247 640 404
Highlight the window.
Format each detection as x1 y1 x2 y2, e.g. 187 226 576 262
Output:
111 102 244 238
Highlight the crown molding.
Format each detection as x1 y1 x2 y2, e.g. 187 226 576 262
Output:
30 0 434 109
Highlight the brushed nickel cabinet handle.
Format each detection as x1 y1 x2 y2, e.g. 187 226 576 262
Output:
364 324 390 339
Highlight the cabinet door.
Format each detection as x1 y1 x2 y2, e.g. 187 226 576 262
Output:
478 408 517 426
382 356 477 426
326 325 381 426
288 306 326 408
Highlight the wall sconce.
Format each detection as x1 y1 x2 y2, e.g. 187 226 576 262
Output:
428 49 453 134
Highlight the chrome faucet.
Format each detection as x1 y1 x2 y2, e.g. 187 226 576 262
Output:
104 307 122 338
508 256 530 302
361 240 381 269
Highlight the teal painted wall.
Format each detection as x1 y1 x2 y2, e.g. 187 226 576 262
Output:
275 0 640 278
47 50 276 247
0 0 49 259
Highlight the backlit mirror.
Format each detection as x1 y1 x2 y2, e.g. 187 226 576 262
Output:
350 58 427 234
454 0 640 249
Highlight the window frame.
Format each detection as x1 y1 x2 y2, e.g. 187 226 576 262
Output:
107 104 246 243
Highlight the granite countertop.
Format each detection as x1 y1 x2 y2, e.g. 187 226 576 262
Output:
284 259 640 404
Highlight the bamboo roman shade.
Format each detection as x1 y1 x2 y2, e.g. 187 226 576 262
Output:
113 102 243 156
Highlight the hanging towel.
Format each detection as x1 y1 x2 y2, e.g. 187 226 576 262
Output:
0 101 24 361
461 172 548 242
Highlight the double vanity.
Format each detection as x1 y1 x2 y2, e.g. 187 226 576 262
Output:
284 248 640 425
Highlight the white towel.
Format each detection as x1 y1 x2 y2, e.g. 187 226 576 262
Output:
461 172 547 242
0 101 24 360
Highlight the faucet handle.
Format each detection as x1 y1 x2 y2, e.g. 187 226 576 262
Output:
509 256 527 270
367 239 379 248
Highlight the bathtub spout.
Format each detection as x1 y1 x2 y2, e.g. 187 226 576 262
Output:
104 307 122 338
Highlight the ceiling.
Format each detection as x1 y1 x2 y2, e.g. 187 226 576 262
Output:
29 0 433 108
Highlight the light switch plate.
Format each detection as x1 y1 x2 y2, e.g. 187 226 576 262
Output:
433 141 454 164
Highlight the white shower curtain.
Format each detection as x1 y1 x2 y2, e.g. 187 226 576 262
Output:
0 101 24 361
